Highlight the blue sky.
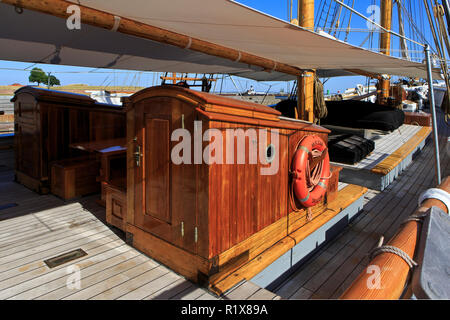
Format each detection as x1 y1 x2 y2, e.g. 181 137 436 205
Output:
0 0 435 94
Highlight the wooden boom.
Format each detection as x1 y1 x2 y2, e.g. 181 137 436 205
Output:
340 176 450 300
2 0 303 77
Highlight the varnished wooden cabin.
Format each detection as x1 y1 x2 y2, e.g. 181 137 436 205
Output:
123 85 333 293
12 86 126 195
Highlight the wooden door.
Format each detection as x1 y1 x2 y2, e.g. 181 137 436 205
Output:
15 122 40 179
133 98 197 254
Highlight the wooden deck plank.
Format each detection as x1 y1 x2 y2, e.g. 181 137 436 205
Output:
16 249 143 300
0 206 94 234
88 265 170 300
289 287 314 300
0 217 106 257
0 237 125 291
62 260 161 300
1 244 130 299
0 220 110 262
0 216 104 247
170 287 211 300
0 205 104 241
223 281 261 300
0 227 115 273
143 278 195 300
246 288 279 300
36 253 150 300
117 272 182 300
195 292 220 300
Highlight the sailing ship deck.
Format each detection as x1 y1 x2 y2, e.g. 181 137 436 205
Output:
0 110 447 300
272 110 449 299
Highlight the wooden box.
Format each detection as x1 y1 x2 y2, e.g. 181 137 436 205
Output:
403 111 432 127
12 86 126 194
123 86 330 288
105 183 127 231
51 158 100 200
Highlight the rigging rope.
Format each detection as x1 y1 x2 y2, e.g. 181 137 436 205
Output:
343 0 355 42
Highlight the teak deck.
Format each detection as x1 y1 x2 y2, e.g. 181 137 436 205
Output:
0 154 278 300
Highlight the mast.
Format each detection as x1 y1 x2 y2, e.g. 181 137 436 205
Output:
377 0 393 104
297 0 315 122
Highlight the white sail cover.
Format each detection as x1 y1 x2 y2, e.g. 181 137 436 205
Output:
0 0 440 80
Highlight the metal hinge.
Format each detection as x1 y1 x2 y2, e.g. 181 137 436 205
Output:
194 227 198 243
181 221 184 238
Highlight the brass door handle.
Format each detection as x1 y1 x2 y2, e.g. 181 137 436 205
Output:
134 145 143 167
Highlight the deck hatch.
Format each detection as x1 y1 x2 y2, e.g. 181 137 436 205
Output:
44 249 87 268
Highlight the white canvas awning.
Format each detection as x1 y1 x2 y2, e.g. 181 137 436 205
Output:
0 0 441 80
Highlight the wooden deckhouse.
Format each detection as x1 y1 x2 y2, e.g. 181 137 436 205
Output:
12 86 126 194
0 0 446 299
121 86 338 291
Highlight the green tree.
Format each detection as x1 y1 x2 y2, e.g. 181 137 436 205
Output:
47 75 61 87
28 68 47 86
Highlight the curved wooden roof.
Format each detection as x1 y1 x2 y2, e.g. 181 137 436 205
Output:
124 85 280 115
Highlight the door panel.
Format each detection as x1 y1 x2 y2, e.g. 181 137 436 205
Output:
16 122 40 179
133 98 197 254
144 116 171 223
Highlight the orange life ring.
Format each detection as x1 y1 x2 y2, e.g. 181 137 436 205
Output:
292 135 330 208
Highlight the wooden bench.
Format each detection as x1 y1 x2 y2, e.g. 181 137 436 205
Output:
51 158 100 200
105 182 127 231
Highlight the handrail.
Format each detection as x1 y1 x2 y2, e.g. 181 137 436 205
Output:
340 176 450 300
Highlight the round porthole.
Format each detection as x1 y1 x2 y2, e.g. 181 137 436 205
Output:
266 144 275 163
15 6 24 14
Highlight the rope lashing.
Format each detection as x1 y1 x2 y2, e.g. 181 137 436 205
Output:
369 236 418 269
401 212 428 225
110 16 121 32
